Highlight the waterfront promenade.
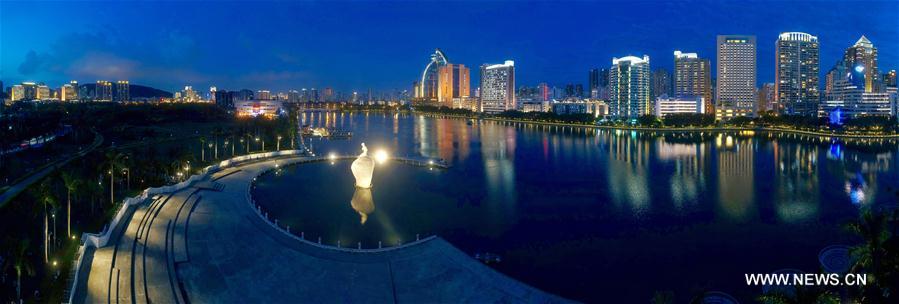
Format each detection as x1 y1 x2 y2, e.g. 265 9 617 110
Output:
73 155 565 303
415 112 899 139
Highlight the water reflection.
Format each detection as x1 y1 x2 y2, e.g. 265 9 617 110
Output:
350 187 375 224
266 112 899 302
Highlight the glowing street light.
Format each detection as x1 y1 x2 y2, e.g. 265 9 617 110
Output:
374 150 389 164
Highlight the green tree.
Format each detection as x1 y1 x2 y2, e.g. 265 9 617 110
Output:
846 210 896 302
757 286 839 304
4 238 36 302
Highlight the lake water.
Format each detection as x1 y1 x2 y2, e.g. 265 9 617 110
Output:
251 112 899 302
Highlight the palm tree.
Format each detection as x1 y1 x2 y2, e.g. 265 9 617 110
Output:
757 287 839 304
103 151 126 206
38 180 58 264
846 209 897 303
6 238 35 302
61 172 81 238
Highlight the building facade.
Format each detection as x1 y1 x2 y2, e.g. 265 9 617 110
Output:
479 60 515 113
775 32 820 115
673 50 712 114
609 55 651 119
843 36 879 93
716 35 757 119
437 64 470 108
651 68 672 102
654 96 706 116
115 80 130 102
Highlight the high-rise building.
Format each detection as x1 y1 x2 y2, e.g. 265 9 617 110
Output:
256 90 271 100
775 32 820 115
115 80 130 102
716 35 757 119
416 49 449 104
589 69 600 98
61 83 78 101
758 83 776 114
96 80 113 101
538 82 550 102
479 60 515 113
287 90 300 103
182 86 200 102
842 36 879 93
21 82 37 100
10 85 25 101
214 89 235 109
651 68 672 101
437 64 470 108
322 87 334 102
821 37 892 120
673 50 712 114
609 55 651 118
883 70 896 88
36 84 51 100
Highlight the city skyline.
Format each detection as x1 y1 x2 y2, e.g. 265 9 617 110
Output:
1 1 897 93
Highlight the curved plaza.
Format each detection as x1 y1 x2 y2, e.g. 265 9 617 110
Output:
70 154 567 303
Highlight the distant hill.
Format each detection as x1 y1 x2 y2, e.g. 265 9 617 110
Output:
80 83 173 99
130 84 173 98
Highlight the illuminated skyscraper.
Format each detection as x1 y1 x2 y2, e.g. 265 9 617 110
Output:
842 36 879 92
96 80 113 101
716 35 757 119
673 50 712 114
61 82 78 101
115 80 130 102
479 60 515 113
437 64 470 108
10 85 25 101
775 32 819 115
36 84 51 100
415 49 449 104
609 55 651 118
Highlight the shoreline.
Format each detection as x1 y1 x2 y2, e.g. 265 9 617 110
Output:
411 112 899 140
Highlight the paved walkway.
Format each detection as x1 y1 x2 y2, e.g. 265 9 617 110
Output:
77 157 568 303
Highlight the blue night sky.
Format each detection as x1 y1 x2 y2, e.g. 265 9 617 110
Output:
1 1 897 93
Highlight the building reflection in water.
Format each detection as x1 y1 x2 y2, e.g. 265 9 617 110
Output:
479 122 518 234
656 136 707 209
716 134 755 221
772 139 820 222
603 130 650 213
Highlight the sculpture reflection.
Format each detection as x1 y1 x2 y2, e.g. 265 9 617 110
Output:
350 187 375 224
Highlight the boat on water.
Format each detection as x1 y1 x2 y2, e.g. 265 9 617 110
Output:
302 127 353 139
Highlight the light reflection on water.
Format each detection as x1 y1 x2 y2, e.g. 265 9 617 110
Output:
268 112 899 301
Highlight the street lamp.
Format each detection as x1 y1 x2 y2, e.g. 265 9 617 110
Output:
122 168 130 191
277 135 282 151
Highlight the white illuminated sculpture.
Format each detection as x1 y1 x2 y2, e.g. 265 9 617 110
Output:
351 143 375 188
